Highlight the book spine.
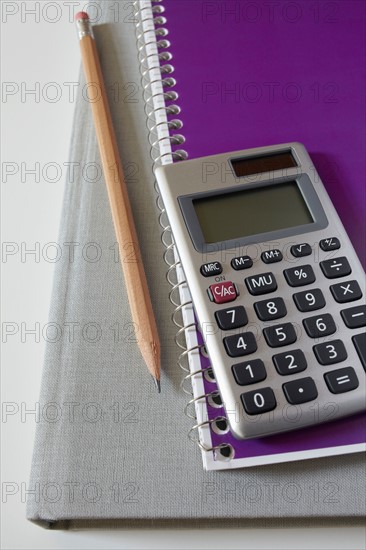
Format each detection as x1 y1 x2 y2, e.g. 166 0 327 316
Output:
134 0 234 465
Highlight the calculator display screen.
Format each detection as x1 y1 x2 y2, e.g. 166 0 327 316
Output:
192 181 314 244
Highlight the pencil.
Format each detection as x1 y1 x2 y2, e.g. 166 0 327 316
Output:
75 12 161 392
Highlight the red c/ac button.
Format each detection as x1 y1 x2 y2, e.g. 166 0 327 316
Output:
208 281 238 304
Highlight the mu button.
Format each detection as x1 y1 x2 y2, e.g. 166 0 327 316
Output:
208 281 238 304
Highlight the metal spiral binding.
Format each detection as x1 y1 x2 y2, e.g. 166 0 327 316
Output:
134 0 232 462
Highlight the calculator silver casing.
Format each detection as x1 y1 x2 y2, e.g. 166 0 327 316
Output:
155 143 366 439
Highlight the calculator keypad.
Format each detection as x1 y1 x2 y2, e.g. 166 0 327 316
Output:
205 235 364 432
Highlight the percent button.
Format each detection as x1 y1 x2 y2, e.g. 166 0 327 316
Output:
284 265 316 287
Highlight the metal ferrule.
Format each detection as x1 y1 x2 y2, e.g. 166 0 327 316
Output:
76 18 94 40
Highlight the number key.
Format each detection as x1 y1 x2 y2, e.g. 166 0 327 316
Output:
263 323 297 348
232 359 267 386
313 339 347 365
293 288 326 312
241 387 277 415
254 297 287 321
303 313 336 338
272 349 307 375
215 306 248 330
223 332 257 357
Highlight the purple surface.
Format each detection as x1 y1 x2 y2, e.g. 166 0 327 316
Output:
165 0 366 459
166 0 366 265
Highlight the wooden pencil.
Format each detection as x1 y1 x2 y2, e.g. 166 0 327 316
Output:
75 11 161 391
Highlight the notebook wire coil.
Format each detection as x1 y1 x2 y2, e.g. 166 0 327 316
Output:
134 0 233 462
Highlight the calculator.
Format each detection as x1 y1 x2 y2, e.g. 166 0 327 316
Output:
155 143 366 439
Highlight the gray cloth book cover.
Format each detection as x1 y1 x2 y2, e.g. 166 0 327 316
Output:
27 1 365 528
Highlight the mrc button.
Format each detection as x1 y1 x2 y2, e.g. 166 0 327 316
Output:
200 261 223 277
208 281 238 304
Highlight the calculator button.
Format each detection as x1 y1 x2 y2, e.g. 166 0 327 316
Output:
241 387 276 415
254 297 287 321
313 340 348 365
303 314 336 338
245 272 277 295
263 323 297 348
283 377 318 404
330 280 362 303
284 265 315 287
290 243 312 257
208 281 238 304
319 237 340 251
340 305 366 329
324 367 359 394
352 333 366 371
293 288 326 312
272 349 307 375
320 257 351 279
200 262 223 277
232 359 267 386
215 306 248 330
261 249 283 264
223 332 257 357
231 255 253 270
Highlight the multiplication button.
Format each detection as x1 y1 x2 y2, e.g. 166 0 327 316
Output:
284 265 315 287
241 387 277 415
330 280 362 303
245 272 277 295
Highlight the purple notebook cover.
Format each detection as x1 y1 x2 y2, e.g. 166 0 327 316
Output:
163 0 366 459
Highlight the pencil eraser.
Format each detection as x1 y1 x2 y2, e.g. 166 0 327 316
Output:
75 11 89 21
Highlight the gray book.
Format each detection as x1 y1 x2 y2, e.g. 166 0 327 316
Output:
27 0 365 528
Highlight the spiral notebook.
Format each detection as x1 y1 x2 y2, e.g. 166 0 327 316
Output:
136 0 366 470
27 0 366 528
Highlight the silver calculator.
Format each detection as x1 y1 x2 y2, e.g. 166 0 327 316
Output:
155 143 366 439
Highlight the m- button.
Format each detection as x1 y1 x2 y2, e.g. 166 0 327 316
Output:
208 281 239 304
200 262 223 277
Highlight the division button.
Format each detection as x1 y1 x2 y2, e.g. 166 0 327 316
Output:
319 237 340 251
303 313 336 338
261 249 283 264
232 359 267 385
282 377 318 404
245 272 277 295
313 339 348 365
200 261 223 277
340 305 366 329
320 257 351 279
330 280 362 303
241 387 277 415
254 297 287 321
208 281 238 304
215 305 248 330
352 333 366 371
293 288 326 312
263 323 297 347
324 367 359 394
290 243 312 257
284 265 315 287
223 332 257 357
231 255 253 270
272 349 307 375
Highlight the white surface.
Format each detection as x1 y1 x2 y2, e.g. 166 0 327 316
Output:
1 2 365 549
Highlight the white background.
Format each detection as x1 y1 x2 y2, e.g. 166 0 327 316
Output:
1 2 365 549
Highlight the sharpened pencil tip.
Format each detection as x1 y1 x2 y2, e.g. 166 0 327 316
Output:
152 376 161 393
